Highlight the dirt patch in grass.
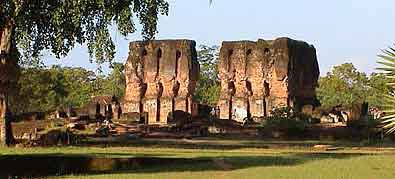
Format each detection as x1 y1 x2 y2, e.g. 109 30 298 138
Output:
213 158 234 170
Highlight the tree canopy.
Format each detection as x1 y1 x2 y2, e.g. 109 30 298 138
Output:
9 64 125 113
1 0 169 65
194 45 220 106
317 63 391 109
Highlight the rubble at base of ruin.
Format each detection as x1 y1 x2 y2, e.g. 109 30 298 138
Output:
123 40 200 124
218 37 320 122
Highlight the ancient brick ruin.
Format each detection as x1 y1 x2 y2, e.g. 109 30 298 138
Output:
123 40 199 124
218 37 319 122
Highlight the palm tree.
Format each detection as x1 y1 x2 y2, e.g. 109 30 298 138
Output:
377 46 395 133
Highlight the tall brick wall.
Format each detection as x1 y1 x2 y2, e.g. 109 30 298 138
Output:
123 40 199 124
218 37 319 122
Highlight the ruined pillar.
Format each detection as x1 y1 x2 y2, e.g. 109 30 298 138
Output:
143 46 162 124
124 40 199 124
230 47 249 122
174 40 199 117
158 45 177 123
218 46 234 120
247 42 267 118
123 43 146 114
266 38 320 113
267 38 291 111
218 42 254 122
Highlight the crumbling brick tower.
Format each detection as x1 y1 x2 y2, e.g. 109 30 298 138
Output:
123 40 199 124
218 37 319 122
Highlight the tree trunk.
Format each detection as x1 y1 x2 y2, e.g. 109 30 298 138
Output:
0 17 17 146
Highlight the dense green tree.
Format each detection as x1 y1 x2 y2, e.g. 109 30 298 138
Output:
194 45 220 106
102 62 126 99
317 63 369 109
318 63 392 110
366 73 392 108
0 0 169 145
9 64 127 113
9 66 94 113
61 67 96 108
9 66 62 113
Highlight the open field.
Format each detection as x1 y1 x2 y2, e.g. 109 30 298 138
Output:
1 139 395 179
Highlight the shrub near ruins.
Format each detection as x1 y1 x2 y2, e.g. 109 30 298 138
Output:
260 107 309 139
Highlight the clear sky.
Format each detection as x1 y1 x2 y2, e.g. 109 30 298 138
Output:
45 0 395 76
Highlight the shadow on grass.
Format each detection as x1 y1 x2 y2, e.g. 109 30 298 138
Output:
80 137 385 150
0 152 371 178
81 139 270 150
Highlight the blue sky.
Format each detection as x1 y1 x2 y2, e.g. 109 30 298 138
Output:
45 0 395 76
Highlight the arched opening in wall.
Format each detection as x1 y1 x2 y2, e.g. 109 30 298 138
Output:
96 103 100 116
228 81 236 96
156 98 161 122
246 80 252 119
264 48 270 55
228 81 235 120
227 49 234 73
141 48 148 57
246 49 253 75
175 50 181 77
171 98 175 120
246 49 252 57
141 48 148 65
263 81 270 117
228 96 233 120
264 81 270 97
117 105 122 119
156 82 163 123
140 48 148 78
246 80 252 96
106 104 113 119
156 48 162 76
139 102 144 115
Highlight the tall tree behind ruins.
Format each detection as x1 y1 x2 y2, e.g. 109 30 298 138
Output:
194 45 221 106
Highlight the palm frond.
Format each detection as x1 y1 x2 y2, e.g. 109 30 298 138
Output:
378 44 395 134
381 114 395 121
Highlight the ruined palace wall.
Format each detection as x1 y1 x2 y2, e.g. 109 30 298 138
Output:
218 38 319 122
286 40 320 109
123 40 199 124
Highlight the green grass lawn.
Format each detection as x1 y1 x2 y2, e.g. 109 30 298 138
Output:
1 139 395 179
